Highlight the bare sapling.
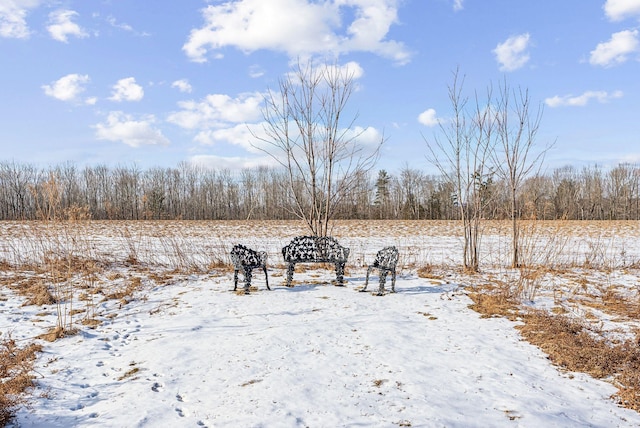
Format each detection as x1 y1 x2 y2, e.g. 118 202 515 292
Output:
254 59 382 237
425 69 496 272
494 79 552 268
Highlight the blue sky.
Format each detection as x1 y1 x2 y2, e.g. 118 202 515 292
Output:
1 0 639 174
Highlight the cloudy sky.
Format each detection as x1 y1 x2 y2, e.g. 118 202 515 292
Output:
1 0 639 173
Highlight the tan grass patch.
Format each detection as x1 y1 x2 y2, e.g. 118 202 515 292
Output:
234 289 257 295
517 310 640 411
466 284 520 319
568 288 640 321
417 311 438 320
36 326 66 342
106 272 124 281
117 363 140 381
416 264 443 279
104 276 143 303
373 379 388 387
147 271 175 285
81 318 102 328
241 379 263 387
0 337 42 426
207 259 229 271
10 278 56 306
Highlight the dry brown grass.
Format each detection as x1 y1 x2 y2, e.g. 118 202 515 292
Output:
36 326 75 342
9 277 56 306
516 309 640 410
104 276 144 304
0 337 42 426
578 286 640 320
416 264 444 280
467 267 640 412
466 283 520 320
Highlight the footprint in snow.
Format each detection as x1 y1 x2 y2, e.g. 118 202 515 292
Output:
151 382 164 392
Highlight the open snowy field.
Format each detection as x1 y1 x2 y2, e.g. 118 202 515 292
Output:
1 220 640 427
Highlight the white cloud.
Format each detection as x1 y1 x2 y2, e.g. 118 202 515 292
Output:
248 65 265 78
328 60 365 79
42 73 90 102
453 0 464 11
171 79 193 93
94 111 169 147
106 16 133 32
47 9 88 43
183 0 410 65
109 77 144 102
418 108 441 127
286 60 365 85
193 122 267 152
106 15 150 37
341 125 384 147
493 33 531 72
545 90 623 107
604 0 640 21
0 0 40 39
168 92 264 130
589 29 639 67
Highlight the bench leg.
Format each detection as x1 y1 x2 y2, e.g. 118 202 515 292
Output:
243 267 252 294
335 262 346 286
263 266 271 290
285 263 295 287
377 270 388 296
361 266 373 292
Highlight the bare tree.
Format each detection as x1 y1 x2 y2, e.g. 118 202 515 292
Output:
255 59 382 237
494 80 551 267
425 70 496 272
607 163 639 220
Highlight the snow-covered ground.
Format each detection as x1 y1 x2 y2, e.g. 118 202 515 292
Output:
2 220 640 427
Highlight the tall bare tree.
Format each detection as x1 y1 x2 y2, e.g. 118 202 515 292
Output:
255 59 382 236
494 80 551 267
425 70 496 272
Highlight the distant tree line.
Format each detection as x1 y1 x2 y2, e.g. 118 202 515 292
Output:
0 160 638 221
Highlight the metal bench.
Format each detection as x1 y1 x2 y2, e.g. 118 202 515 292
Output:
230 244 270 294
282 236 350 287
361 246 399 295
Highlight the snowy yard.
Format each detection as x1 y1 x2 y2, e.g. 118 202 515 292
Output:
1 220 640 427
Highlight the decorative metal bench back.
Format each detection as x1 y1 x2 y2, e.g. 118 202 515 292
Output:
372 246 399 270
230 244 270 294
282 236 349 263
282 236 350 286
